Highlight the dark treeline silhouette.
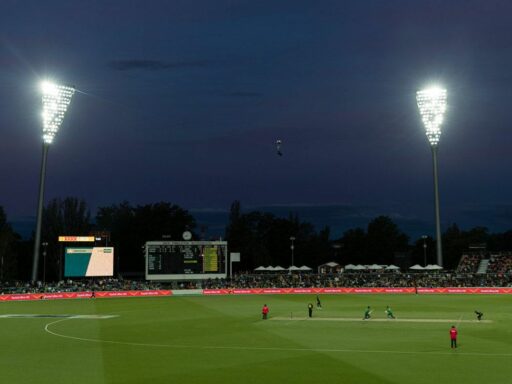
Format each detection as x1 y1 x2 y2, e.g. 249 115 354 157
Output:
225 201 331 270
0 207 20 280
96 201 196 275
1 198 512 281
335 216 409 266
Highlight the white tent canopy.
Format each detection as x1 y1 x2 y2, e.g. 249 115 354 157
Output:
367 264 383 270
323 262 339 268
273 266 286 271
265 265 276 271
409 264 425 270
288 265 300 271
344 264 357 270
424 264 443 270
254 266 267 271
299 265 312 271
385 265 400 270
352 264 366 270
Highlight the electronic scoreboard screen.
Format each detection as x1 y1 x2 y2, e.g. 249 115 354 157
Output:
64 247 114 277
145 241 227 280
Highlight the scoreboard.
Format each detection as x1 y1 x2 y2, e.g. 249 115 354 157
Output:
64 247 114 277
145 241 227 280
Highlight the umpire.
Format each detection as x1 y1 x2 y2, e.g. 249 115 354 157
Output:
308 303 314 318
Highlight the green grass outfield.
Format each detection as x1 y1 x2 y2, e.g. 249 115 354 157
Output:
1 294 511 384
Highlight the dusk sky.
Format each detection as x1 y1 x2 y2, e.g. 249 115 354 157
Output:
1 0 512 239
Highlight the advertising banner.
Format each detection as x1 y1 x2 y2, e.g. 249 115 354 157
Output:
416 287 512 294
202 287 512 295
2 287 512 302
0 290 172 301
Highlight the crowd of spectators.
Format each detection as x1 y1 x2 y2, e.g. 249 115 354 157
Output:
200 272 512 289
487 252 512 274
457 252 512 274
0 278 163 295
456 254 483 273
3 252 512 294
2 271 511 295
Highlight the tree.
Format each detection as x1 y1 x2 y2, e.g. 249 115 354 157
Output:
488 230 512 251
338 228 367 265
442 224 491 269
0 207 20 280
96 202 196 275
304 225 331 267
365 216 409 265
410 235 434 267
225 201 331 270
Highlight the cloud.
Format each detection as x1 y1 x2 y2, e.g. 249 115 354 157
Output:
460 204 512 223
226 91 263 98
108 59 210 71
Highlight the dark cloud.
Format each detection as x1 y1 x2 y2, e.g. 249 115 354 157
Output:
460 205 512 223
225 91 263 98
108 59 210 71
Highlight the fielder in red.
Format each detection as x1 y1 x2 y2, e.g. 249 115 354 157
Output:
450 325 458 348
262 304 269 320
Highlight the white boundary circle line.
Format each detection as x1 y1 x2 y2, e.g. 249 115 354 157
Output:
44 318 512 358
0 314 118 319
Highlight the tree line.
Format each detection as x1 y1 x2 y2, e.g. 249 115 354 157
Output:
1 198 511 281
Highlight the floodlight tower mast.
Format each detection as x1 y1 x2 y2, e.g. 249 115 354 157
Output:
31 81 75 282
416 87 447 267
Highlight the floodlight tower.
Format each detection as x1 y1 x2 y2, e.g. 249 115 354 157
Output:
416 86 447 267
31 81 75 282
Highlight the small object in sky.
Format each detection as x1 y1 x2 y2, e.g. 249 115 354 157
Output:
275 139 283 156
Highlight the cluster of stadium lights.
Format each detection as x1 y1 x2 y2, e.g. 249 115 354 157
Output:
416 87 447 146
41 81 75 144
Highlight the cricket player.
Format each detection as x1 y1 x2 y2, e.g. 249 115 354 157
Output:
316 295 322 309
385 306 395 319
475 310 483 321
363 306 372 320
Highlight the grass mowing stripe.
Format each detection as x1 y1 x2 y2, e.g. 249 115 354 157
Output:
270 317 493 323
44 318 510 358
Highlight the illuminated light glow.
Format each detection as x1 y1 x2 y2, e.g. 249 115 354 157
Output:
41 81 58 95
416 86 447 146
41 80 75 144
